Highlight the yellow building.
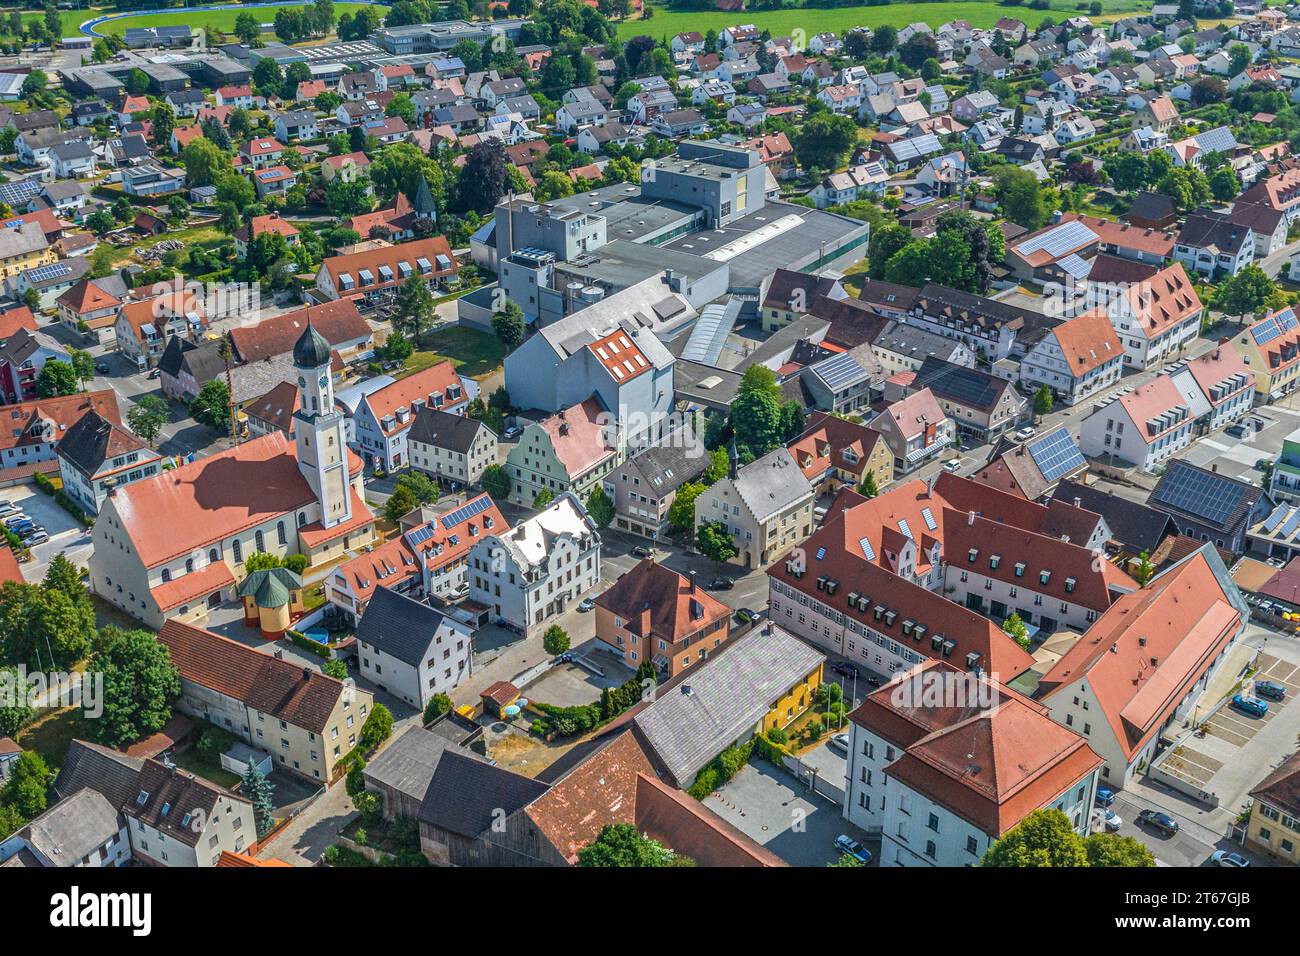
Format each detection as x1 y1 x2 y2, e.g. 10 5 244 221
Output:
0 222 55 282
1245 752 1300 865
761 660 824 733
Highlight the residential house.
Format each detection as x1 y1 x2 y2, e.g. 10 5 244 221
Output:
693 446 815 569
56 409 162 515
356 586 475 709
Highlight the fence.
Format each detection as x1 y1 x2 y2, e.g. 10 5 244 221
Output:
782 754 845 806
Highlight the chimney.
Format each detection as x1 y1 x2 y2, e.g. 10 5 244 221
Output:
688 569 697 592
302 666 312 681
1074 497 1081 508
967 510 975 526
639 603 652 640
1211 463 1218 473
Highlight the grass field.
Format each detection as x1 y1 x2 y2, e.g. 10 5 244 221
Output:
401 325 507 381
615 0 1152 41
94 2 385 40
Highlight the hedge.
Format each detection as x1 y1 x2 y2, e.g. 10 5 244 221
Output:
687 739 756 800
285 629 332 659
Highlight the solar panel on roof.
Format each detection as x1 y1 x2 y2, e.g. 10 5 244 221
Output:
441 494 492 530
815 351 866 390
1027 427 1086 484
1262 503 1289 534
25 262 73 283
1151 464 1244 528
1253 309 1298 346
1015 219 1099 259
1281 509 1300 539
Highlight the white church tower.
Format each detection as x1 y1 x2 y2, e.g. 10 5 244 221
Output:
292 323 352 529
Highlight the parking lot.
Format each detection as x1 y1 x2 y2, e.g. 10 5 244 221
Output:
705 757 874 867
521 658 634 708
4 483 91 582
1177 404 1300 485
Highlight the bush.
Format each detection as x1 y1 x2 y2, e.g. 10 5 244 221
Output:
423 693 452 724
286 629 332 659
542 624 570 656
803 717 823 742
322 659 348 680
766 726 788 745
687 766 720 800
345 760 367 798
197 726 234 760
283 554 309 574
354 827 368 847
359 703 394 752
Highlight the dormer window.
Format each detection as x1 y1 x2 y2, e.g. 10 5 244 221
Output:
1014 562 1025 578
968 548 978 562
1065 577 1076 593
989 554 1000 570
1040 570 1051 585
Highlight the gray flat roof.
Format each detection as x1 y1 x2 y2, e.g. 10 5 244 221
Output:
554 238 724 291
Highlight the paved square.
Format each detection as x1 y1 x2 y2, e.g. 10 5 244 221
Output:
704 758 873 867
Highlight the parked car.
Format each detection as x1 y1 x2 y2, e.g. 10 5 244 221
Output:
95 362 111 374
8 521 35 536
577 598 595 612
1254 680 1287 701
630 546 652 558
1136 809 1180 836
706 577 733 591
943 458 963 473
146 368 160 379
2 513 30 528
0 503 16 519
19 529 47 545
1095 787 1116 807
1231 694 1268 719
834 835 871 864
1015 426 1036 441
734 607 763 624
1103 809 1122 831
1226 423 1249 439
830 661 858 678
502 425 522 441
1211 850 1250 867
829 733 849 753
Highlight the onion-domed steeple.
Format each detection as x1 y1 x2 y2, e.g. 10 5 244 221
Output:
293 322 332 369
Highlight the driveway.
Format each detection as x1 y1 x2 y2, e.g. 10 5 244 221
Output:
705 758 873 867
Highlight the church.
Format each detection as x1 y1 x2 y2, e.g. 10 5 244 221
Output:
89 324 377 629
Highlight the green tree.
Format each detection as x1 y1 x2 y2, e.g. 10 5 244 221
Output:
235 11 261 44
1084 833 1156 867
243 552 285 573
1216 264 1276 318
703 447 729 485
795 112 858 172
127 395 169 448
395 471 439 505
731 365 784 460
190 379 231 430
1033 385 1054 419
982 809 1089 867
1134 550 1155 587
0 665 32 736
542 624 570 656
578 823 693 866
1209 166 1239 202
533 487 555 509
3 750 51 820
994 165 1052 231
667 482 705 534
384 484 418 523
491 300 526 351
585 485 615 529
858 471 879 498
393 273 436 341
423 692 452 724
242 760 276 838
181 138 232 188
1003 612 1031 650
481 463 511 501
89 626 181 749
359 702 394 751
35 360 78 398
696 520 738 563
69 349 95 390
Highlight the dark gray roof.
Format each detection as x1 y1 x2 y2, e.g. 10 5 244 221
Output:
157 335 225 384
1149 460 1269 534
53 739 144 809
55 408 148 477
19 788 124 866
912 356 1013 413
356 586 449 668
363 725 477 804
1054 479 1176 553
407 406 492 454
417 749 547 838
623 426 707 497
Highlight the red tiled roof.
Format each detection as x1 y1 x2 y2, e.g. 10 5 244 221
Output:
633 772 786 866
595 558 730 644
786 410 885 482
229 300 369 364
150 559 236 612
1049 311 1123 377
111 430 365 568
1038 549 1242 759
0 390 120 454
364 361 466 436
58 278 121 317
0 307 37 341
0 545 23 585
160 619 351 734
537 397 615 478
320 235 457 296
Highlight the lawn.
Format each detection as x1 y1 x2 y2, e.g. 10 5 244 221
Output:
173 743 242 789
94 2 386 41
401 325 506 380
16 706 85 772
615 0 1152 41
